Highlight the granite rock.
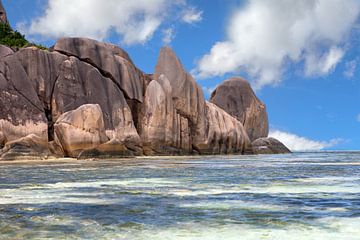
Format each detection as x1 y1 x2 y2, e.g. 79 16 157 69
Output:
210 77 269 141
252 137 291 154
53 37 148 102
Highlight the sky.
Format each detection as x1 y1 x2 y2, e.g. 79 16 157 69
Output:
3 0 360 151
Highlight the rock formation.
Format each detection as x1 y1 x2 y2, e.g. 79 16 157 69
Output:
252 137 291 154
210 77 269 142
0 2 292 161
0 0 8 24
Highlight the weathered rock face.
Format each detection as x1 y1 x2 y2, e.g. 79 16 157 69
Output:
0 25 279 159
210 77 269 142
200 102 251 154
0 45 13 57
53 37 148 102
0 134 51 160
14 47 142 157
0 54 48 144
0 0 8 24
252 137 291 154
153 47 211 153
54 104 108 158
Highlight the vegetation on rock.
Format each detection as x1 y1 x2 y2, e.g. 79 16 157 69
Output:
0 22 47 50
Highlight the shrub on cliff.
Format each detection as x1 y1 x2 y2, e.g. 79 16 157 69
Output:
0 22 47 49
0 22 28 47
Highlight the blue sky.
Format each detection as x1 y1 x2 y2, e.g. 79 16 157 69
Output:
3 0 360 151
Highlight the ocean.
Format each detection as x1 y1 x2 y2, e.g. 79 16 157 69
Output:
0 152 359 239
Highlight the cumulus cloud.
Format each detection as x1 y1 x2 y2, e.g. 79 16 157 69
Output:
269 130 342 151
194 0 360 89
181 7 203 24
20 0 201 45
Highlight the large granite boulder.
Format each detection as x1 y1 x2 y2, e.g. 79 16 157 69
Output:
0 54 48 144
210 77 269 141
252 137 291 154
199 102 251 154
0 134 51 160
54 104 108 158
13 47 142 156
15 47 67 113
0 0 8 24
140 78 192 155
0 44 13 57
153 47 209 152
53 37 148 102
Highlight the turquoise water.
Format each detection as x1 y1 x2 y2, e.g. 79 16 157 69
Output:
0 153 360 239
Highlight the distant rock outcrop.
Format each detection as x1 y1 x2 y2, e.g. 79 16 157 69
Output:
0 0 8 24
0 35 290 159
252 137 291 154
210 77 269 142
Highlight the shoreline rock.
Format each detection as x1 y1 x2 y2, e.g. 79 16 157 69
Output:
0 38 291 160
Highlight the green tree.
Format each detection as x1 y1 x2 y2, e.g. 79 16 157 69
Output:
0 23 28 47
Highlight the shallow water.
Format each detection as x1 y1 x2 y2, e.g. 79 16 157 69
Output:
0 152 360 239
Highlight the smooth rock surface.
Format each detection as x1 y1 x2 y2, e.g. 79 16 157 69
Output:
54 104 108 158
0 134 51 160
210 77 269 141
154 47 208 152
0 55 48 145
252 137 291 154
53 37 147 102
198 102 251 154
0 44 13 57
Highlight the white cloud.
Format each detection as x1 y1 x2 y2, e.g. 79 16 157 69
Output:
181 7 203 24
269 129 342 151
20 0 201 45
305 46 345 76
344 59 357 78
162 27 175 45
194 0 360 89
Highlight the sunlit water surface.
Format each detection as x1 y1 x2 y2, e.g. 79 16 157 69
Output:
0 152 360 239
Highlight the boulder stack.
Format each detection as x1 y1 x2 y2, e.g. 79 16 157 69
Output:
0 37 290 159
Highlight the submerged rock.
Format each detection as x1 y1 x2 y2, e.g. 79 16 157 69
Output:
252 137 291 154
210 77 269 142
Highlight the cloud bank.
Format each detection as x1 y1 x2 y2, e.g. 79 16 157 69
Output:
194 0 360 89
269 130 341 151
21 0 202 45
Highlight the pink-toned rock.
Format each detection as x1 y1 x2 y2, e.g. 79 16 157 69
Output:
252 137 291 154
153 47 209 153
0 134 51 160
0 44 13 57
0 55 48 146
197 102 251 154
210 77 269 141
54 104 108 158
53 37 147 102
